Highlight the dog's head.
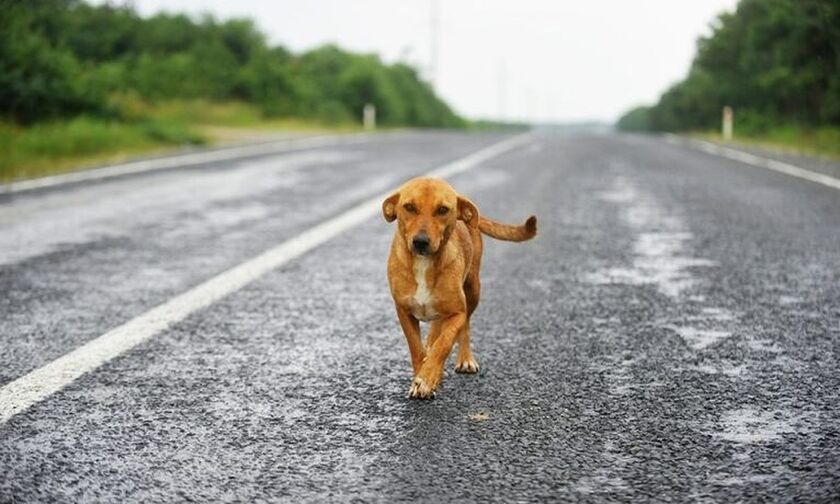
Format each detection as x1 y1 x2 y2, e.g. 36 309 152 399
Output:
382 177 478 256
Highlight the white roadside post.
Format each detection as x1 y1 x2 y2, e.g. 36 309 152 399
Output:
363 103 376 131
722 106 733 141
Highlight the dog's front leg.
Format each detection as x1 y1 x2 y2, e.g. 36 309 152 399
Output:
425 320 442 352
409 312 466 399
395 304 424 375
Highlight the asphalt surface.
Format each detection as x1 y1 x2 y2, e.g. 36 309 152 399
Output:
1 131 839 502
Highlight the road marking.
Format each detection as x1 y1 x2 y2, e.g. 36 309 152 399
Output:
664 134 840 191
0 133 380 195
0 134 532 424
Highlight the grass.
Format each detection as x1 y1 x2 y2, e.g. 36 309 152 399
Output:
0 117 204 183
693 125 840 160
0 100 362 184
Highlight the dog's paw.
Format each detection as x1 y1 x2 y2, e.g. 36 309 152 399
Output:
408 376 436 399
455 358 480 374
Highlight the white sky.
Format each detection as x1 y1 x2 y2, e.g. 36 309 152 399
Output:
120 0 738 123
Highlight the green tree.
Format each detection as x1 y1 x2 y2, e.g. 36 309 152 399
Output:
616 106 653 131
0 0 465 128
619 0 840 132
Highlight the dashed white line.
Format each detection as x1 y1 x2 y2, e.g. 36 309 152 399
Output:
664 134 840 191
0 133 532 424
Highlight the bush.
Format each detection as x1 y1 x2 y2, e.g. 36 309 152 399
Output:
0 1 103 123
0 1 464 129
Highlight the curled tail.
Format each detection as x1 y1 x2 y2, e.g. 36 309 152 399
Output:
478 215 537 242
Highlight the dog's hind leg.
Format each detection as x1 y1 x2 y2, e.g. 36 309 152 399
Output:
455 274 480 374
455 320 479 374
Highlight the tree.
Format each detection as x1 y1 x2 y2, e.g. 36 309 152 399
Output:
619 0 840 132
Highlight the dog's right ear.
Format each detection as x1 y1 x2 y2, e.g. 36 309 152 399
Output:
382 192 400 222
457 196 479 228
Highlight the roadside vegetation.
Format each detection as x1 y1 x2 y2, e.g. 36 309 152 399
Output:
616 0 840 158
0 0 466 182
693 126 840 160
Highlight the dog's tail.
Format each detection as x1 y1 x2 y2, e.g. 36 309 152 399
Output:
478 215 537 242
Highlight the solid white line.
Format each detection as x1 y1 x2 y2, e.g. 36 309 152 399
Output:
0 133 377 195
0 133 532 424
663 134 840 191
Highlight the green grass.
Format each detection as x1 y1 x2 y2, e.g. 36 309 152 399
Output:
0 99 362 184
144 99 362 136
0 116 204 183
693 125 840 160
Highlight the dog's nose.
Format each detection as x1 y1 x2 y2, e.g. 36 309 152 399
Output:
412 234 430 254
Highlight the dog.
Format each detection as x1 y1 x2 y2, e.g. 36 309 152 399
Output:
382 177 537 399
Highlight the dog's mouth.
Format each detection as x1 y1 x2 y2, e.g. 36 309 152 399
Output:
411 242 432 256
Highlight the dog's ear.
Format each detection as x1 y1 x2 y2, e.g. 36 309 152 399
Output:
382 192 400 222
457 196 479 228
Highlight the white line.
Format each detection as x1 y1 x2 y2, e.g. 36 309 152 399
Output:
0 133 378 195
664 134 840 191
0 133 532 424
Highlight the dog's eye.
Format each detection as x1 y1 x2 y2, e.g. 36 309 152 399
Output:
403 203 417 214
436 206 449 216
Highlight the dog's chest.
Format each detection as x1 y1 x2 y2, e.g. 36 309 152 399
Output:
410 257 438 322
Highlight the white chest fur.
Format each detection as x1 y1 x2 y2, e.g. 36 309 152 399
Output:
411 257 438 321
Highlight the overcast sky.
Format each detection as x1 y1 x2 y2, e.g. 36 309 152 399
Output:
120 0 738 123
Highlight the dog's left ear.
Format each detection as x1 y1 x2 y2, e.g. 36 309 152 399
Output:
457 196 479 228
382 192 400 222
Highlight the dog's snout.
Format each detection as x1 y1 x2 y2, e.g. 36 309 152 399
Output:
412 234 431 254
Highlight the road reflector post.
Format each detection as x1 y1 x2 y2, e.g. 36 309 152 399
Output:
722 106 733 141
363 103 376 130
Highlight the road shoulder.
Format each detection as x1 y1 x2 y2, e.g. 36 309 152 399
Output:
664 134 840 191
0 131 386 196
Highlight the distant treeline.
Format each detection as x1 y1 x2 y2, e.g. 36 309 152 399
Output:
617 0 840 133
0 0 465 128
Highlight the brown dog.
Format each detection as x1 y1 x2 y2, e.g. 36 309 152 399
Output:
382 177 537 399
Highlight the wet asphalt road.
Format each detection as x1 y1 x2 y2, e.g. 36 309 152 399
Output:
1 131 840 502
